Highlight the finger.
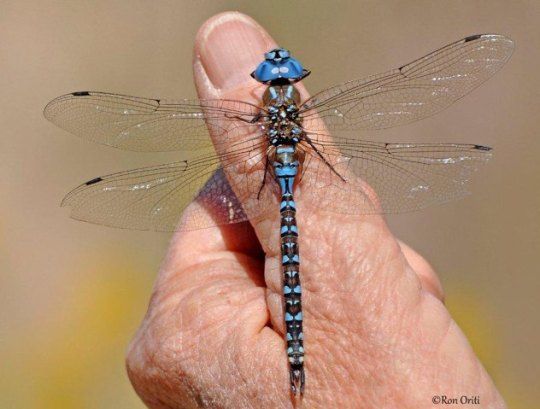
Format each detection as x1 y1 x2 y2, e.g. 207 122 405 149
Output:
398 239 445 301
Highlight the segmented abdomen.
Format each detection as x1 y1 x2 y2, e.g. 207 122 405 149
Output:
278 171 304 394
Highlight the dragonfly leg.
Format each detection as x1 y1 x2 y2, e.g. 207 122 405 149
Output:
257 156 269 200
224 111 264 124
303 136 346 182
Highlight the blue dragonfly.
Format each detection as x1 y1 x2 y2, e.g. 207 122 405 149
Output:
44 34 513 395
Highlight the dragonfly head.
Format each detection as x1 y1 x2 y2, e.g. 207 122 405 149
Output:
251 48 310 84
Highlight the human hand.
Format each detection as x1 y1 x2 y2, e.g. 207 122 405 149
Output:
126 12 505 408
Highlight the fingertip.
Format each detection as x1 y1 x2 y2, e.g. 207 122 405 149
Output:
193 11 276 94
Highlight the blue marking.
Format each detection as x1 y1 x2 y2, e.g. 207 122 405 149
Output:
281 225 298 236
293 285 302 294
287 347 293 354
283 254 299 264
299 332 304 340
285 86 295 100
269 87 278 100
275 166 297 178
299 346 304 353
276 146 295 154
294 312 303 321
286 333 292 341
277 176 294 194
280 201 296 212
285 312 293 322
268 104 278 113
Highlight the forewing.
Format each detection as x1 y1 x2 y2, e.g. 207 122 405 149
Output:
44 91 262 152
300 34 513 132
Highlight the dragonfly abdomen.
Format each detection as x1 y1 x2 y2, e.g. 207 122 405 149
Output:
273 144 305 394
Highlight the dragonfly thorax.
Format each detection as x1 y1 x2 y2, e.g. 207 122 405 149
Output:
264 85 304 146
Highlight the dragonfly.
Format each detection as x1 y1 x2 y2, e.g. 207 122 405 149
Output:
44 34 513 395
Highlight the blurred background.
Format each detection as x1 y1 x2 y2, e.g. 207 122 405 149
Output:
1 1 538 408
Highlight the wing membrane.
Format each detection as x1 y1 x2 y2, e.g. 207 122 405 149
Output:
61 140 273 231
299 137 492 214
300 34 513 132
44 91 262 152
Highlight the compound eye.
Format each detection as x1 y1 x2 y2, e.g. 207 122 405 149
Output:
265 50 277 60
280 49 290 58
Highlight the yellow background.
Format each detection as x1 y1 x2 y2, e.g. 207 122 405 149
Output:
1 1 538 408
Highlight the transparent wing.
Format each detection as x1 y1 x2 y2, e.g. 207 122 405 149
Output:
44 91 262 152
298 136 492 214
300 34 513 133
61 137 274 231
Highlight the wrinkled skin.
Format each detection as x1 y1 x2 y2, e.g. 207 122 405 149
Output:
126 12 506 409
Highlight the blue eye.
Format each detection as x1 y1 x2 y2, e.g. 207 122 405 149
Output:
265 51 276 60
279 49 290 59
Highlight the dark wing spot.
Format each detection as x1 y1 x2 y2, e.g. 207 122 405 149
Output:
72 91 90 96
464 34 482 43
85 177 103 185
474 144 492 151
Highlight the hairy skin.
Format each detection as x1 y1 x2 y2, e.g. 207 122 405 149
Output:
126 12 505 409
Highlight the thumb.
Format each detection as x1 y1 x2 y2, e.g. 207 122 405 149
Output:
194 12 275 94
193 12 310 250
